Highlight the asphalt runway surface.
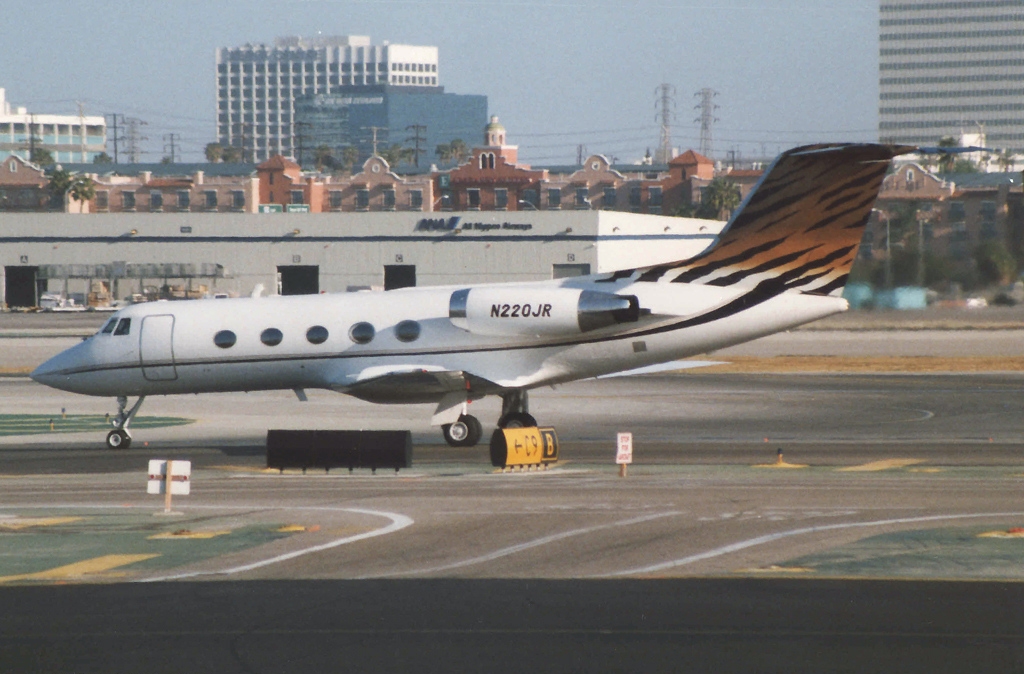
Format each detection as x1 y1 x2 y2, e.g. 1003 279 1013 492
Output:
3 321 1024 671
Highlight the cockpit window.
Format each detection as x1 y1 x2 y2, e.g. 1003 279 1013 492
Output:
113 318 131 336
100 318 117 334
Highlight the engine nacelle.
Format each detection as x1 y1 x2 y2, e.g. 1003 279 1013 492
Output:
449 287 640 337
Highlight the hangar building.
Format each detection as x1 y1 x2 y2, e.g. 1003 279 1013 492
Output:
0 211 721 309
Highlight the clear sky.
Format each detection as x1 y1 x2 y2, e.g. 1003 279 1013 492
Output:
0 0 880 164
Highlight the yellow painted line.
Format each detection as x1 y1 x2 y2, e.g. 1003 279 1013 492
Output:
736 565 815 574
908 467 944 474
978 530 1024 539
277 524 308 533
0 517 83 530
837 459 925 472
752 461 809 469
148 530 231 540
0 554 159 583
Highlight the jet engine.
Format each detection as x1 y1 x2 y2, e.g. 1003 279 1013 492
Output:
449 287 640 337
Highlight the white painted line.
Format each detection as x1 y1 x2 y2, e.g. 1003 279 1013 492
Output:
365 511 683 578
603 511 1024 577
138 507 414 582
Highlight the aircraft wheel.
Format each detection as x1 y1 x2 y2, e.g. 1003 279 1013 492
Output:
442 415 482 447
498 412 537 429
106 429 131 450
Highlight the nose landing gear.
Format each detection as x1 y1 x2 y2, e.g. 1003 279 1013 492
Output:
106 395 146 450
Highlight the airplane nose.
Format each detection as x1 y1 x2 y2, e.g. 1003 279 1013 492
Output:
30 341 89 391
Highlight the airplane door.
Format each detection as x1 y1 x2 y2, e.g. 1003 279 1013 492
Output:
140 314 177 381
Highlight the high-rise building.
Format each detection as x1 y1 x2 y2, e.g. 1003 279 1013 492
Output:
879 1 1024 152
294 88 487 169
216 35 442 163
0 89 106 163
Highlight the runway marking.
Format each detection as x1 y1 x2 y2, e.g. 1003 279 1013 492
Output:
837 459 924 472
366 511 683 578
604 512 1024 577
0 554 159 584
138 507 413 582
147 530 232 540
0 516 82 530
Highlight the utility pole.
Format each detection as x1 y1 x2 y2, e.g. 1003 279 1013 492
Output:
405 124 427 167
124 117 147 163
654 84 676 164
27 113 36 162
576 144 587 165
162 133 180 163
106 114 124 163
77 101 86 162
293 121 311 166
362 126 386 156
694 88 719 159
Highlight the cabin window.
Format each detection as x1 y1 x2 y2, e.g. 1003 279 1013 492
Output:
100 318 117 334
306 325 329 345
260 328 283 346
214 330 237 348
395 320 421 343
349 322 375 344
113 318 131 336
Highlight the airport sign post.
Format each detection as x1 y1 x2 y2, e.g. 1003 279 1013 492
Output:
147 460 191 514
616 432 633 477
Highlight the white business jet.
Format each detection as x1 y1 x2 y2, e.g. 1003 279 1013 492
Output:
32 143 910 449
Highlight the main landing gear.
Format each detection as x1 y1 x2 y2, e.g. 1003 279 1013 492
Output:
440 390 537 448
106 395 145 450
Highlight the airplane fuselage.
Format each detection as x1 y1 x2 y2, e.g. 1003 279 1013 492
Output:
32 275 846 401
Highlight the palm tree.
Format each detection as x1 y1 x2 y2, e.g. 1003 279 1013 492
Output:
204 143 223 163
936 136 957 174
698 178 742 220
997 149 1016 173
381 144 413 168
220 146 242 163
342 146 359 174
69 176 96 203
313 145 335 172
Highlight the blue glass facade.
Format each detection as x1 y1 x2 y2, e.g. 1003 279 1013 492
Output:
294 86 487 169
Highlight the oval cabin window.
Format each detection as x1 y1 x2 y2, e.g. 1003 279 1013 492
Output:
349 322 375 344
260 328 283 346
395 320 421 343
306 325 329 345
214 330 237 349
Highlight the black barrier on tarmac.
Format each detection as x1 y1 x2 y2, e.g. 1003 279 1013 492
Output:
266 430 412 473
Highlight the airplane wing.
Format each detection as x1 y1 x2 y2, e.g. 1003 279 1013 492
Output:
593 360 725 379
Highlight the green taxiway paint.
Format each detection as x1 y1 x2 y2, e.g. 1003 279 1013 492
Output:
772 526 1024 580
0 511 295 583
0 414 194 437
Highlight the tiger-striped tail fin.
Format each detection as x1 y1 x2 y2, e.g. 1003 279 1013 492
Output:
628 143 915 296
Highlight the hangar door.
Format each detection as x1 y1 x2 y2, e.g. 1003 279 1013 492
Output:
139 315 177 381
4 266 43 308
278 265 320 295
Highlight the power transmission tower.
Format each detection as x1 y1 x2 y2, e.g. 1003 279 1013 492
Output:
576 144 587 165
124 117 147 163
106 114 124 163
405 124 427 167
694 88 719 158
654 84 676 164
163 133 180 163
